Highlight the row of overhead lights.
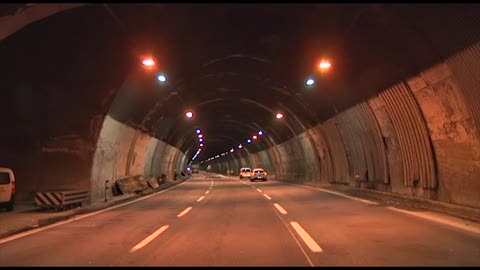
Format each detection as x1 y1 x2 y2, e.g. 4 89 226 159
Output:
200 129 265 164
141 57 326 121
142 59 204 164
143 57 332 85
304 60 332 86
142 58 168 83
190 128 205 162
142 57 332 164
142 57 331 121
197 60 332 164
185 110 282 120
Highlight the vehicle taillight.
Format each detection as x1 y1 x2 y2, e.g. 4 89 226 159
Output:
11 179 15 194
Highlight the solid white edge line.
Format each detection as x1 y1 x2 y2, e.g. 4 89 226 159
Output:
285 181 480 235
129 225 169 253
0 180 189 244
283 181 377 205
177 206 193 217
386 206 480 234
290 221 323 253
273 203 288 214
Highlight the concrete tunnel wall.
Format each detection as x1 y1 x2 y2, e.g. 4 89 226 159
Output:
2 4 480 210
208 41 480 209
0 4 195 204
91 115 188 202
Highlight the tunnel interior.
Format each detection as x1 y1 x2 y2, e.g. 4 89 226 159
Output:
1 4 480 208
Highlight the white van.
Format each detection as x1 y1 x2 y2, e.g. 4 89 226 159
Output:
0 167 15 211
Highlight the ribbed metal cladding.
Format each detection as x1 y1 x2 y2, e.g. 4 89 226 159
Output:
322 120 350 184
338 102 389 184
445 43 480 137
443 7 480 135
379 83 436 189
336 111 366 180
361 102 389 184
308 127 334 183
270 146 282 178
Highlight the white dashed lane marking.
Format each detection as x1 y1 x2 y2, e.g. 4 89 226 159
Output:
177 207 193 217
129 225 169 253
290 222 323 253
274 203 287 214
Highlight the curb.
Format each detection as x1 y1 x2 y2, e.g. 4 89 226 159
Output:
325 185 480 223
0 225 41 239
0 194 139 239
0 179 189 239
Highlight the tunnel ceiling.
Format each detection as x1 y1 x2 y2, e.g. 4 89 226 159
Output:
2 3 480 162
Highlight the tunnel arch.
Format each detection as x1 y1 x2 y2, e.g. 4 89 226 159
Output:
0 4 87 40
1 4 480 209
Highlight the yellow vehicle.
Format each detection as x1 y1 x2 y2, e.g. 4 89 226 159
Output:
0 167 15 211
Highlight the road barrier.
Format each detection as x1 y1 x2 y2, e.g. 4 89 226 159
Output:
34 189 89 211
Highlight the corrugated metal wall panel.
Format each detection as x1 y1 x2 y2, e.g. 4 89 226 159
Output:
355 106 375 181
307 127 334 183
334 102 388 185
442 9 480 136
446 41 480 137
358 103 389 184
322 120 350 184
379 83 436 189
266 147 280 178
336 110 366 180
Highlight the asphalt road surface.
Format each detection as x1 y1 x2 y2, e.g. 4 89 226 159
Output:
0 172 479 266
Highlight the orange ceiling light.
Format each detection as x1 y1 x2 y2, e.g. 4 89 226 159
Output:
318 60 332 70
142 58 155 67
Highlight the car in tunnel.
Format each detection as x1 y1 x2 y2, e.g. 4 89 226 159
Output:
2 3 480 234
249 168 267 182
191 165 199 173
239 167 252 179
0 167 15 211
